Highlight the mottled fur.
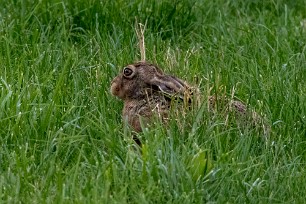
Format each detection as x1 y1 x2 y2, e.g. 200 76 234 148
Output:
111 61 189 132
111 61 269 135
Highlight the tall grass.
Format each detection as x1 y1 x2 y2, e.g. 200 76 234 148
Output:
0 0 305 203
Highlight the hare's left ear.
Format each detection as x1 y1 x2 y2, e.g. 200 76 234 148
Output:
148 74 190 99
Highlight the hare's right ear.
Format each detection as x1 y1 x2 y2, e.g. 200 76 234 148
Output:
149 74 190 99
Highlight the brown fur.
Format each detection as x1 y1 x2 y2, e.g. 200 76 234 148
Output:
111 61 190 133
110 61 269 136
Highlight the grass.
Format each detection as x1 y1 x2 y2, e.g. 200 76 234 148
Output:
0 0 305 203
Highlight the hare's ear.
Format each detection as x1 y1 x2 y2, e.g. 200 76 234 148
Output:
149 74 190 99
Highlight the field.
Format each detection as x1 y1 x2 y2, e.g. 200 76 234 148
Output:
0 0 305 203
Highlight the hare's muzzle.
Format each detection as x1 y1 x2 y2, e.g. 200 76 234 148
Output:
110 76 123 98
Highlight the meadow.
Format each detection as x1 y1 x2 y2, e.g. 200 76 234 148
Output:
0 0 305 203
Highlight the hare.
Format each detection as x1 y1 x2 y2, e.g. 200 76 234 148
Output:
110 61 269 135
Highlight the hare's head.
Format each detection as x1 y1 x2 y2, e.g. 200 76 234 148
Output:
110 61 190 101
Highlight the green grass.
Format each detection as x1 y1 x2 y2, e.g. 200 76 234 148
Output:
0 0 305 203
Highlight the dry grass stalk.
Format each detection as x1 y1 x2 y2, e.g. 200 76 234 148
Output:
134 19 147 61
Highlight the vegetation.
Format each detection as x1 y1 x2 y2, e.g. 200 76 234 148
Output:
0 0 305 203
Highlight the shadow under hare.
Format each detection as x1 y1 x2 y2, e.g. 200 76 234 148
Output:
110 61 269 137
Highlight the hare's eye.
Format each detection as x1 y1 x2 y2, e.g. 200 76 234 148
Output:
123 67 133 77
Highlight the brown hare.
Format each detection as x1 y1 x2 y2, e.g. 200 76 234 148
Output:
110 61 269 135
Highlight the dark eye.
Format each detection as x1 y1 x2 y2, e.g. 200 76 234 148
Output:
123 67 133 77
